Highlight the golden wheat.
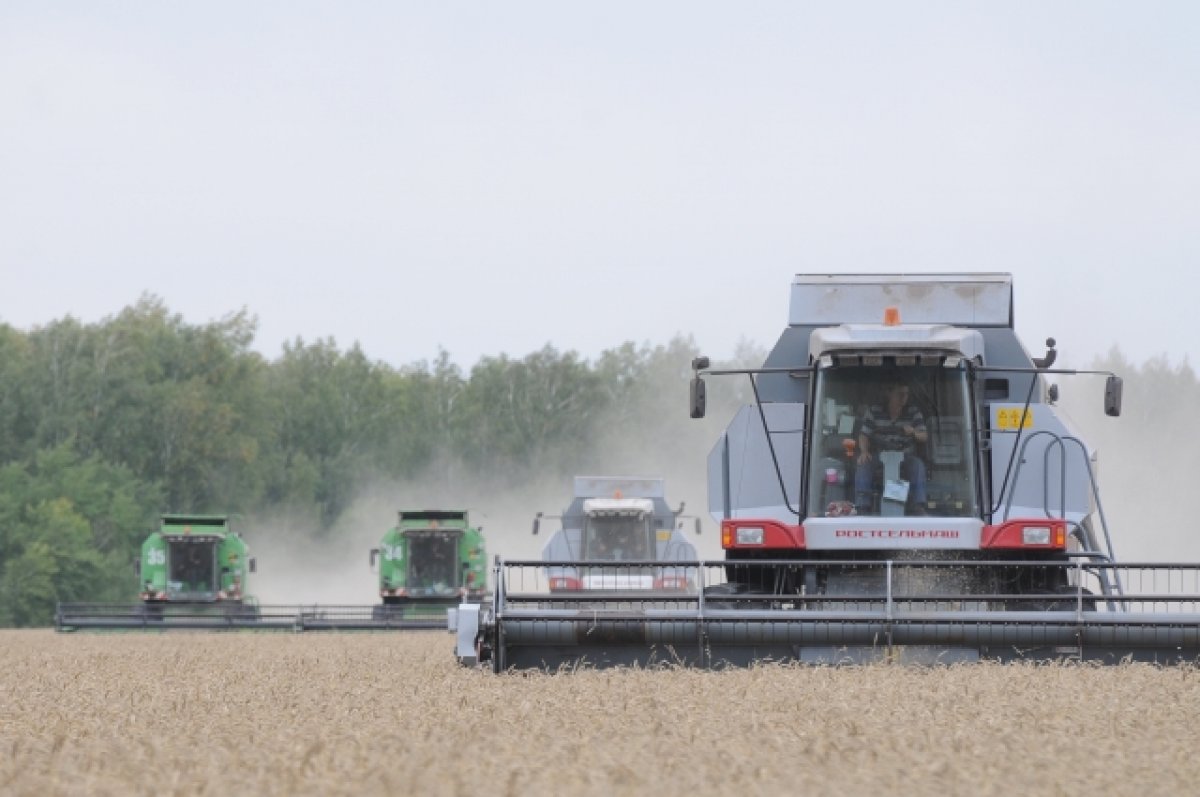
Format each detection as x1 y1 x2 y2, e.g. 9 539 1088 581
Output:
2 630 1197 796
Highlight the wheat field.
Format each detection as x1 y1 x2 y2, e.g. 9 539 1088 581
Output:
2 629 1198 796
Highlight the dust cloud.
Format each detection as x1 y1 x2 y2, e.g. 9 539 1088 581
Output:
240 369 738 604
241 506 378 606
1057 370 1200 563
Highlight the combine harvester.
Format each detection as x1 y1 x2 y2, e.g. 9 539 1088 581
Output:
532 476 700 593
368 509 488 629
57 514 265 630
453 273 1200 669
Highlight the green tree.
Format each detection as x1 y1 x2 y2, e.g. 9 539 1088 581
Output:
0 541 57 627
0 443 160 625
265 338 409 525
0 323 33 463
453 345 607 476
21 297 269 513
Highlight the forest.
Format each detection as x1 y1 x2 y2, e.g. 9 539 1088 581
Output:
0 297 1194 625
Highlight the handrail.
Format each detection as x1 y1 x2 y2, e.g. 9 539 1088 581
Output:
1001 430 1124 599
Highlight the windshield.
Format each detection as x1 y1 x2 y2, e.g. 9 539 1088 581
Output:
407 533 460 591
167 538 218 596
806 362 979 519
583 515 652 560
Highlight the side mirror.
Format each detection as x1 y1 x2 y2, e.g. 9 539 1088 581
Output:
690 356 710 419
689 376 707 419
1104 375 1123 417
532 512 542 535
369 548 379 568
694 518 702 536
249 557 257 574
1032 337 1057 369
134 557 140 575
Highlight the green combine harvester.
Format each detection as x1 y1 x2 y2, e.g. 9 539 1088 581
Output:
136 514 257 609
57 514 261 630
369 510 488 629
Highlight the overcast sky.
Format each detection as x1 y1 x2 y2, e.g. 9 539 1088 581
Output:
2 2 1197 370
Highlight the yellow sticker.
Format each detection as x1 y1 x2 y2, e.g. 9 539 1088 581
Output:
656 529 672 541
994 408 1034 430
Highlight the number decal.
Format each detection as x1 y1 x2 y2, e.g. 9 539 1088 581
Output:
145 548 166 566
382 544 404 562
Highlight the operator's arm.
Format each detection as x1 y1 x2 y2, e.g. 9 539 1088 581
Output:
909 407 928 444
857 411 874 464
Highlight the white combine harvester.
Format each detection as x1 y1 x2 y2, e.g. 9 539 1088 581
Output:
452 273 1200 669
532 476 699 593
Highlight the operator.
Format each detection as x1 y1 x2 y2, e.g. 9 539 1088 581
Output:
591 536 612 559
428 542 452 586
185 547 205 591
610 524 638 560
854 381 928 515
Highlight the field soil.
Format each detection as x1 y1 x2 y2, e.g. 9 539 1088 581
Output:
2 629 1198 796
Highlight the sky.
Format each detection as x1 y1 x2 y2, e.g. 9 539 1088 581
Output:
1 2 1197 371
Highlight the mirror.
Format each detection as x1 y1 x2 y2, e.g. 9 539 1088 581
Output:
1032 337 1057 369
1104 375 1123 417
249 557 257 574
369 548 379 568
690 376 707 419
532 511 542 535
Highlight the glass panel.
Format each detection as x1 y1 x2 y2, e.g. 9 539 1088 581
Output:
167 539 217 595
407 533 460 590
807 362 978 518
583 516 653 560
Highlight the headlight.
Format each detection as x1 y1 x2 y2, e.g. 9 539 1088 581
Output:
736 526 765 545
1022 526 1051 545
